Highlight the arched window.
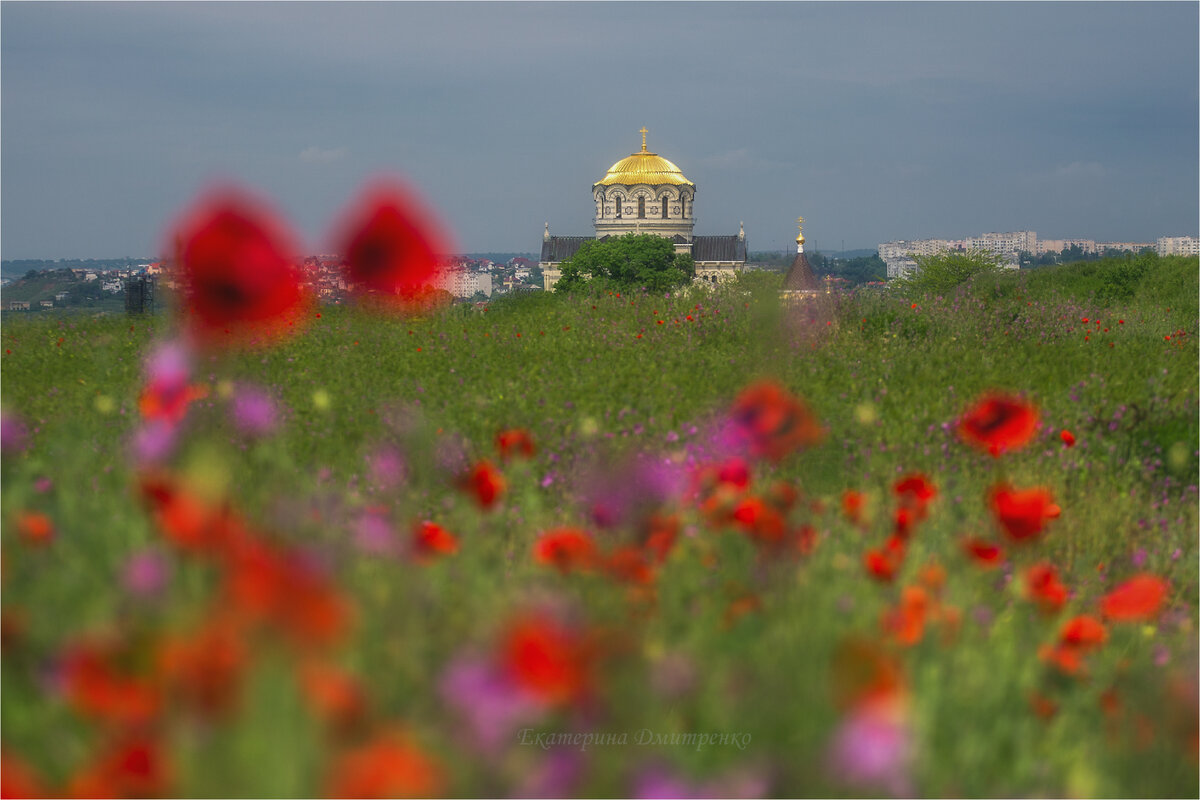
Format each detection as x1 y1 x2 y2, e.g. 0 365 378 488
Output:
638 196 646 219
661 195 668 219
681 195 688 218
615 193 621 219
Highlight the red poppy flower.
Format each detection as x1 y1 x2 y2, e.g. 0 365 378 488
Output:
988 484 1060 542
495 428 536 461
893 473 937 511
958 392 1039 456
1025 562 1069 614
841 489 866 524
138 381 209 424
1 751 48 799
326 729 445 799
717 457 751 489
157 616 246 718
1060 429 1076 447
500 614 591 706
169 190 309 345
729 381 823 462
1060 614 1108 648
864 536 906 582
1100 574 1168 621
961 536 1004 568
336 181 451 305
533 529 598 574
463 460 505 510
730 496 787 545
604 546 656 585
642 514 679 564
15 511 53 546
413 521 459 561
67 735 173 799
299 660 367 733
61 640 161 726
223 541 352 649
882 585 930 646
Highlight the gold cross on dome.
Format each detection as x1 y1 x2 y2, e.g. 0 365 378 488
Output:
640 127 648 151
796 216 805 233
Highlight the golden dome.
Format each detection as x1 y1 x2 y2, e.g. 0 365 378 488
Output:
594 128 694 187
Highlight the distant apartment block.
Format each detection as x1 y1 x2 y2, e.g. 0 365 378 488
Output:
1157 236 1199 256
433 267 492 298
880 230 1164 279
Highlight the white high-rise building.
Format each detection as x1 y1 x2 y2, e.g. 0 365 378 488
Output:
1157 236 1199 256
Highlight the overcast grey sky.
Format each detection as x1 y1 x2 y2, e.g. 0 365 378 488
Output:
2 1 1197 259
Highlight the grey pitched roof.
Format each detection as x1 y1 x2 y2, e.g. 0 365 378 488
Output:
540 236 590 263
692 235 747 263
782 251 818 290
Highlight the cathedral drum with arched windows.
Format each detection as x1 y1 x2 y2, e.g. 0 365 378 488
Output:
540 128 746 291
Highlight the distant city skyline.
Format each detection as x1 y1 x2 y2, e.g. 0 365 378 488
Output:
2 2 1197 260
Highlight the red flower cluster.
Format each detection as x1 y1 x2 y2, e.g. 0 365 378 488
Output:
1025 562 1069 614
169 190 311 347
988 484 1060 542
335 182 451 307
496 428 536 461
729 381 823 462
958 392 1039 457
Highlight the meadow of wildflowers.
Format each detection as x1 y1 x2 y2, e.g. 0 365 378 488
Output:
1 188 1196 798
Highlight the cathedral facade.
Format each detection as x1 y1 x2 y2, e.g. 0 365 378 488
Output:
540 129 747 291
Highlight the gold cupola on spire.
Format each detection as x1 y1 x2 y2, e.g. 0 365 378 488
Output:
795 216 806 250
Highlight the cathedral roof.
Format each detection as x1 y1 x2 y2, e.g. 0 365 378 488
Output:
595 128 694 188
693 235 747 263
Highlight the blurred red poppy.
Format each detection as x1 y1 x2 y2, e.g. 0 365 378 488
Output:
67 735 173 799
61 640 161 726
325 729 445 799
413 521 459 561
730 496 787 545
336 181 451 305
1025 562 1069 614
604 546 656 585
223 541 351 649
495 428 536 461
300 660 367 734
1060 429 1076 447
961 536 1004 568
893 474 937 513
169 189 309 346
1060 614 1108 648
157 616 246 719
958 392 1039 456
1100 574 1168 621
500 614 591 706
729 381 823 462
1 750 48 799
642 514 680 564
864 536 905 582
15 511 53 546
841 490 866 524
533 529 598 574
463 460 505 510
988 484 1060 542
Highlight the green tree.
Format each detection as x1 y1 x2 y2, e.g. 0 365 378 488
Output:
893 249 1008 296
555 233 693 294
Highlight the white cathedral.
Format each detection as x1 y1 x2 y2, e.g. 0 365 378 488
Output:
540 128 747 291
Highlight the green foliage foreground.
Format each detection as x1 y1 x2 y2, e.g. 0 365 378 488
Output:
556 232 695 293
1 258 1197 797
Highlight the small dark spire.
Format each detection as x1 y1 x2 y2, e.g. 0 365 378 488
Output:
782 250 817 290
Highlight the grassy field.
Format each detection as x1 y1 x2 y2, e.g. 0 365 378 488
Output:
2 255 1197 797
